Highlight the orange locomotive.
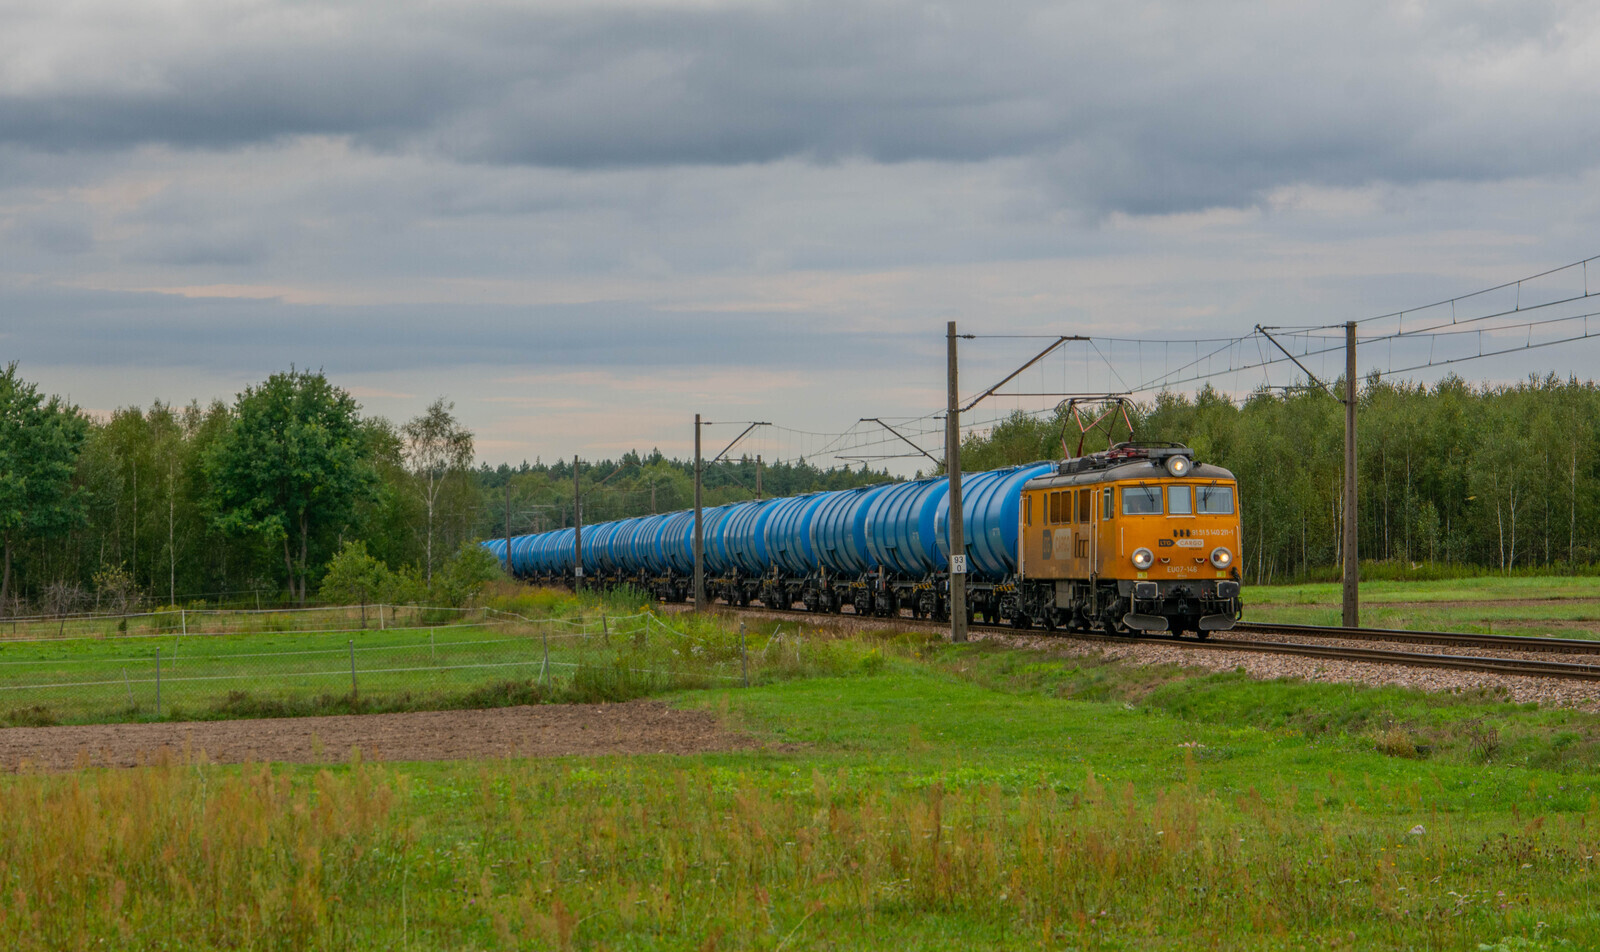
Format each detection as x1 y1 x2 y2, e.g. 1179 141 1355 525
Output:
1012 442 1242 637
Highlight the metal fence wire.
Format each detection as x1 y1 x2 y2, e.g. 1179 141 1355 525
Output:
0 605 791 724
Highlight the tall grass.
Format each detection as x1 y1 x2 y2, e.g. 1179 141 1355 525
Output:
0 755 1591 949
0 755 400 951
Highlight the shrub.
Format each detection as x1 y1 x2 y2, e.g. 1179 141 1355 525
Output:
429 542 504 607
318 541 395 623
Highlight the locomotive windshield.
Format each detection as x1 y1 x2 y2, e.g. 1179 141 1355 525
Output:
1168 486 1192 514
1196 485 1235 514
1122 486 1162 514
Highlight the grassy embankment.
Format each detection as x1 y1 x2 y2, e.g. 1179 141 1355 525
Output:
5 589 1600 948
1247 574 1600 638
3 574 1593 727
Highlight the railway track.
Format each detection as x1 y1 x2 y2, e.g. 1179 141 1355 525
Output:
1232 621 1600 656
695 603 1600 682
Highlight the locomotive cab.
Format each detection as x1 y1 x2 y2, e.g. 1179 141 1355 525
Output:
1019 443 1242 636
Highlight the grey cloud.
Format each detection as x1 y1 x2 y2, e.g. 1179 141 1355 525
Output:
0 286 915 376
12 212 94 255
1 1 1596 215
129 231 271 267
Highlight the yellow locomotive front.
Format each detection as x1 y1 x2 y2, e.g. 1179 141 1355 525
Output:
1017 443 1242 637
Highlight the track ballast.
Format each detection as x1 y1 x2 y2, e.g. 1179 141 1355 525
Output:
694 603 1600 682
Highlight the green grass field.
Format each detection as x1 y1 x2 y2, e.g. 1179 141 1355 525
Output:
0 592 815 725
7 592 1600 949
5 579 1600 948
1247 575 1600 637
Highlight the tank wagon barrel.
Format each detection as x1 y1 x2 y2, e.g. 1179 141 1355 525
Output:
483 447 1242 635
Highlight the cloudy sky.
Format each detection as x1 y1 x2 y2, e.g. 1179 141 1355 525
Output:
4 0 1599 471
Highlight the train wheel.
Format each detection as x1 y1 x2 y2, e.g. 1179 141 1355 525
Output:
1042 609 1058 633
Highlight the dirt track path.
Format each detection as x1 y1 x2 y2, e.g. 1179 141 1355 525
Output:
0 700 764 771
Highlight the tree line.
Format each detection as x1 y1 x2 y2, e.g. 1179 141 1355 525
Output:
957 374 1600 582
0 365 889 613
17 358 1568 608
475 451 891 544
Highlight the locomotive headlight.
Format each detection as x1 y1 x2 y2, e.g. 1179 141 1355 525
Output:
1164 455 1191 477
1209 546 1234 569
1131 547 1155 570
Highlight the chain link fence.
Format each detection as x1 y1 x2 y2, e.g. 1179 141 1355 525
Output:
0 605 836 726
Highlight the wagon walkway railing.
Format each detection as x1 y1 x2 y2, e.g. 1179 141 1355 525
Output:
0 605 809 726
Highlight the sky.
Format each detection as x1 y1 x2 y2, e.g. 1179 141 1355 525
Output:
4 0 1600 473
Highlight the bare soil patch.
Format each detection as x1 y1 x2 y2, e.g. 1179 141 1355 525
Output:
0 700 768 772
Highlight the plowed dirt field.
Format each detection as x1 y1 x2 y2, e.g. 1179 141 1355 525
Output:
0 700 763 771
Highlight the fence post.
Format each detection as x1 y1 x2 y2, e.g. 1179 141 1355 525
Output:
541 623 550 685
740 622 749 688
155 648 161 717
180 608 186 637
602 613 609 644
379 604 385 630
349 640 358 701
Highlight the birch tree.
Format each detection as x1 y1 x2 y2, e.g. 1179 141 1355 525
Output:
403 398 474 581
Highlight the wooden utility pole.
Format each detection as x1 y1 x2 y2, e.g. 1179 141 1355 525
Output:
573 455 583 592
756 455 763 499
947 321 968 642
1343 321 1359 627
504 482 513 576
693 414 705 610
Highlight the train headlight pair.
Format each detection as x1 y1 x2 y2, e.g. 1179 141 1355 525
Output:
1210 546 1233 569
1131 547 1155 570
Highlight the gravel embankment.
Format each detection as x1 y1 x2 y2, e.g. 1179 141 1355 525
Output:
686 605 1600 711
972 629 1600 711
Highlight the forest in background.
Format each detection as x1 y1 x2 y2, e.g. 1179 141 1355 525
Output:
958 373 1600 583
0 365 887 613
4 363 1596 612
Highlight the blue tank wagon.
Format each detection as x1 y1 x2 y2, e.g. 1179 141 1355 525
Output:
483 454 1242 632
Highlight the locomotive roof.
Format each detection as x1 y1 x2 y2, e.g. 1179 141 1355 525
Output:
1022 444 1236 490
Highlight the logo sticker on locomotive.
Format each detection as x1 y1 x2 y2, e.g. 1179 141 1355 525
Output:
1176 539 1203 548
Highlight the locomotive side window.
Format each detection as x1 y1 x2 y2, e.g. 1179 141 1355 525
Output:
1122 486 1162 515
1167 485 1192 515
1049 491 1062 524
1025 495 1033 526
1197 485 1235 514
1103 487 1114 520
1076 489 1090 522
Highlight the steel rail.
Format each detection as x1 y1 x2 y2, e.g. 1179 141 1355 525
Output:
1233 621 1600 655
1174 635 1600 681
